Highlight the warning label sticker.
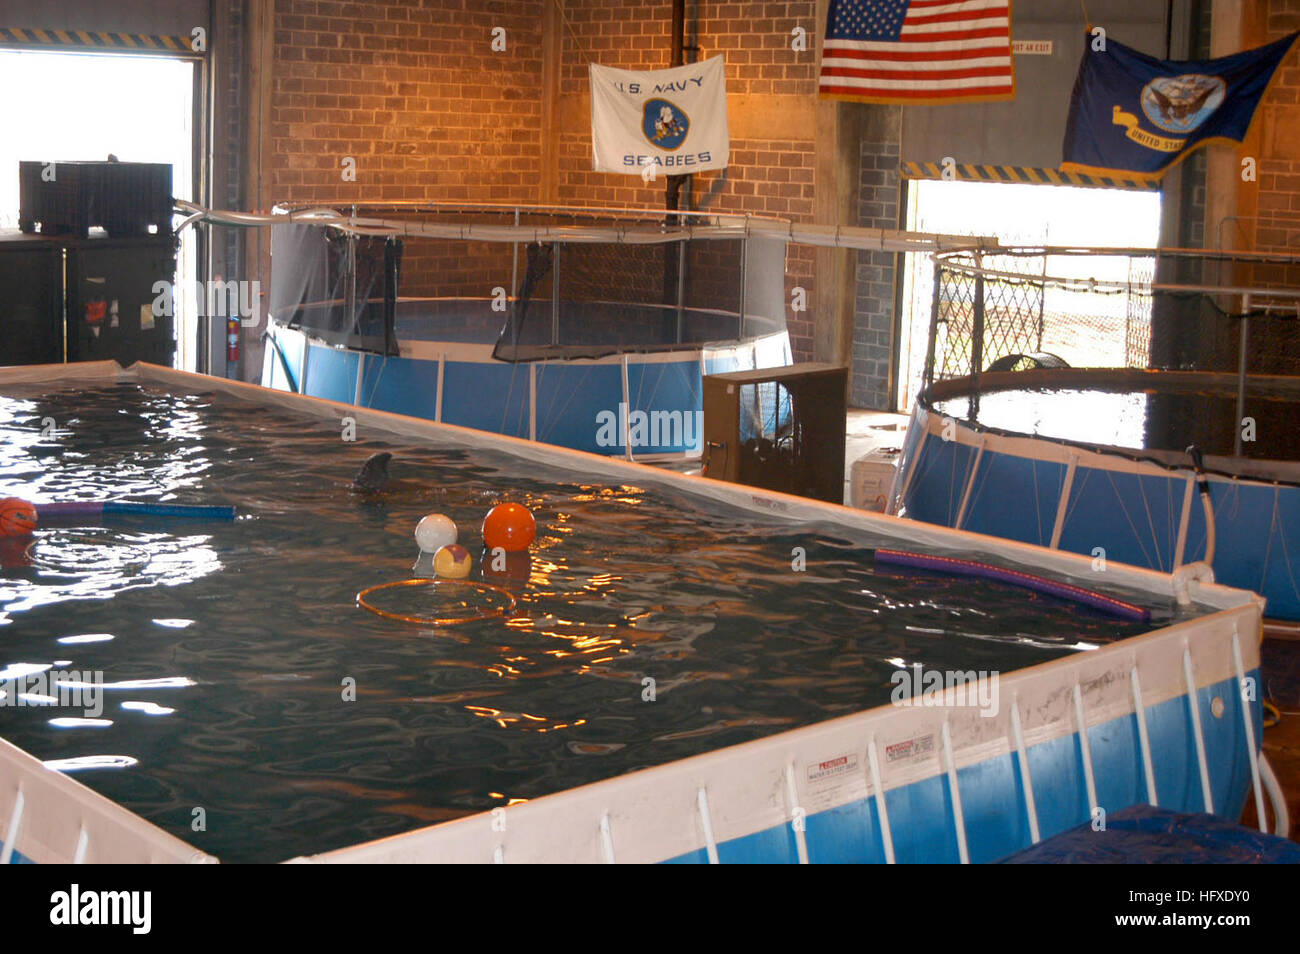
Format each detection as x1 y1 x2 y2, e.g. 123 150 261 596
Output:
885 734 935 764
807 752 859 785
1012 39 1054 55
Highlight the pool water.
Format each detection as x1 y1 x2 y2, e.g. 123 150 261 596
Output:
932 386 1300 461
0 383 1179 862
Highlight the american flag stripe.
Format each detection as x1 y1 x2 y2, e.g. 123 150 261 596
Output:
819 0 1015 105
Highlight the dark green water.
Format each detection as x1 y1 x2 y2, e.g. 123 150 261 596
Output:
0 383 1179 862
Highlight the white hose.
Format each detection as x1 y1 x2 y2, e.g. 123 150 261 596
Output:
1200 487 1216 565
1171 561 1215 607
1260 752 1290 838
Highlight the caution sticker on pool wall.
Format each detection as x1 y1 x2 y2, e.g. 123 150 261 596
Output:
885 733 935 764
807 752 860 785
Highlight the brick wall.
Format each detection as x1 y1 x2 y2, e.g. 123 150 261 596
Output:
555 0 819 360
255 0 824 362
270 1 544 204
1246 0 1300 253
1232 0 1300 374
852 108 900 410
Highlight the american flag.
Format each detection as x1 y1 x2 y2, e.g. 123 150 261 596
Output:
819 0 1015 104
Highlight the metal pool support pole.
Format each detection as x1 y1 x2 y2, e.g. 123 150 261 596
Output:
1183 647 1215 814
1232 628 1269 833
941 719 969 863
346 206 358 337
737 233 747 340
1008 697 1041 844
529 363 537 442
971 262 985 402
552 240 562 346
953 435 986 530
435 352 445 422
600 813 616 863
1234 295 1250 458
1072 684 1099 820
923 258 942 391
675 238 686 343
696 787 720 863
784 762 809 864
621 355 633 461
1048 453 1078 549
0 787 23 865
867 736 896 863
1131 667 1159 806
510 207 520 302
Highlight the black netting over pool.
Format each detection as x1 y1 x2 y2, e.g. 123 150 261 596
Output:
267 208 789 362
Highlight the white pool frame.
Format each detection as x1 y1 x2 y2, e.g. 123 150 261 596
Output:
0 360 1283 864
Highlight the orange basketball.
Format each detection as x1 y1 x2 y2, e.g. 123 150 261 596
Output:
0 497 38 538
482 503 535 553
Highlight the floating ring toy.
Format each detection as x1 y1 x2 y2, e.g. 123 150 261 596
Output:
356 578 517 627
23 530 156 575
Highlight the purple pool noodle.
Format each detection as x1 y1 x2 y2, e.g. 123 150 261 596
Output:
35 502 106 518
875 548 1151 622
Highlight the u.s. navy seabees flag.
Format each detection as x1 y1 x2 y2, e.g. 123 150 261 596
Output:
818 0 1015 104
590 56 730 175
1062 32 1299 179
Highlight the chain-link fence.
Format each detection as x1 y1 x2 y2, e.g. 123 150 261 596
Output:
925 247 1300 388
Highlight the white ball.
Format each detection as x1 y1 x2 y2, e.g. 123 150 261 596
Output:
414 513 457 553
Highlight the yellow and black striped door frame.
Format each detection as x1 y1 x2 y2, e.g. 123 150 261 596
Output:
0 26 195 55
901 160 1161 191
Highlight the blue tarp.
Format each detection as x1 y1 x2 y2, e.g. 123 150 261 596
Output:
998 803 1300 863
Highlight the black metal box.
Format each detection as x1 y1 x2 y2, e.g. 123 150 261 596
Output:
64 236 176 366
19 161 172 238
0 232 64 366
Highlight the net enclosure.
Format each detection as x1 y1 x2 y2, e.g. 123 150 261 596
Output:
266 204 790 363
924 246 1300 386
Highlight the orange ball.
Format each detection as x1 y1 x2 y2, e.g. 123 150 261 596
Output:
0 497 37 538
482 502 535 553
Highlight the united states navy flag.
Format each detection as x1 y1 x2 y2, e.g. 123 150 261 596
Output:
1062 32 1298 179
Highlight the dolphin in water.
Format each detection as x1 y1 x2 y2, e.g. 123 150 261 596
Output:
350 452 453 501
352 452 395 493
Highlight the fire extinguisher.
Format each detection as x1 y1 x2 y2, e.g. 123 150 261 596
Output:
227 317 240 364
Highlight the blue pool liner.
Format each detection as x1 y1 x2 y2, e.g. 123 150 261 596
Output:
998 803 1300 863
875 548 1152 622
36 501 236 520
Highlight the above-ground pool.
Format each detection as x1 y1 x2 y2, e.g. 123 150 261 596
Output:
0 361 1276 864
260 208 794 459
894 369 1300 622
263 309 791 459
